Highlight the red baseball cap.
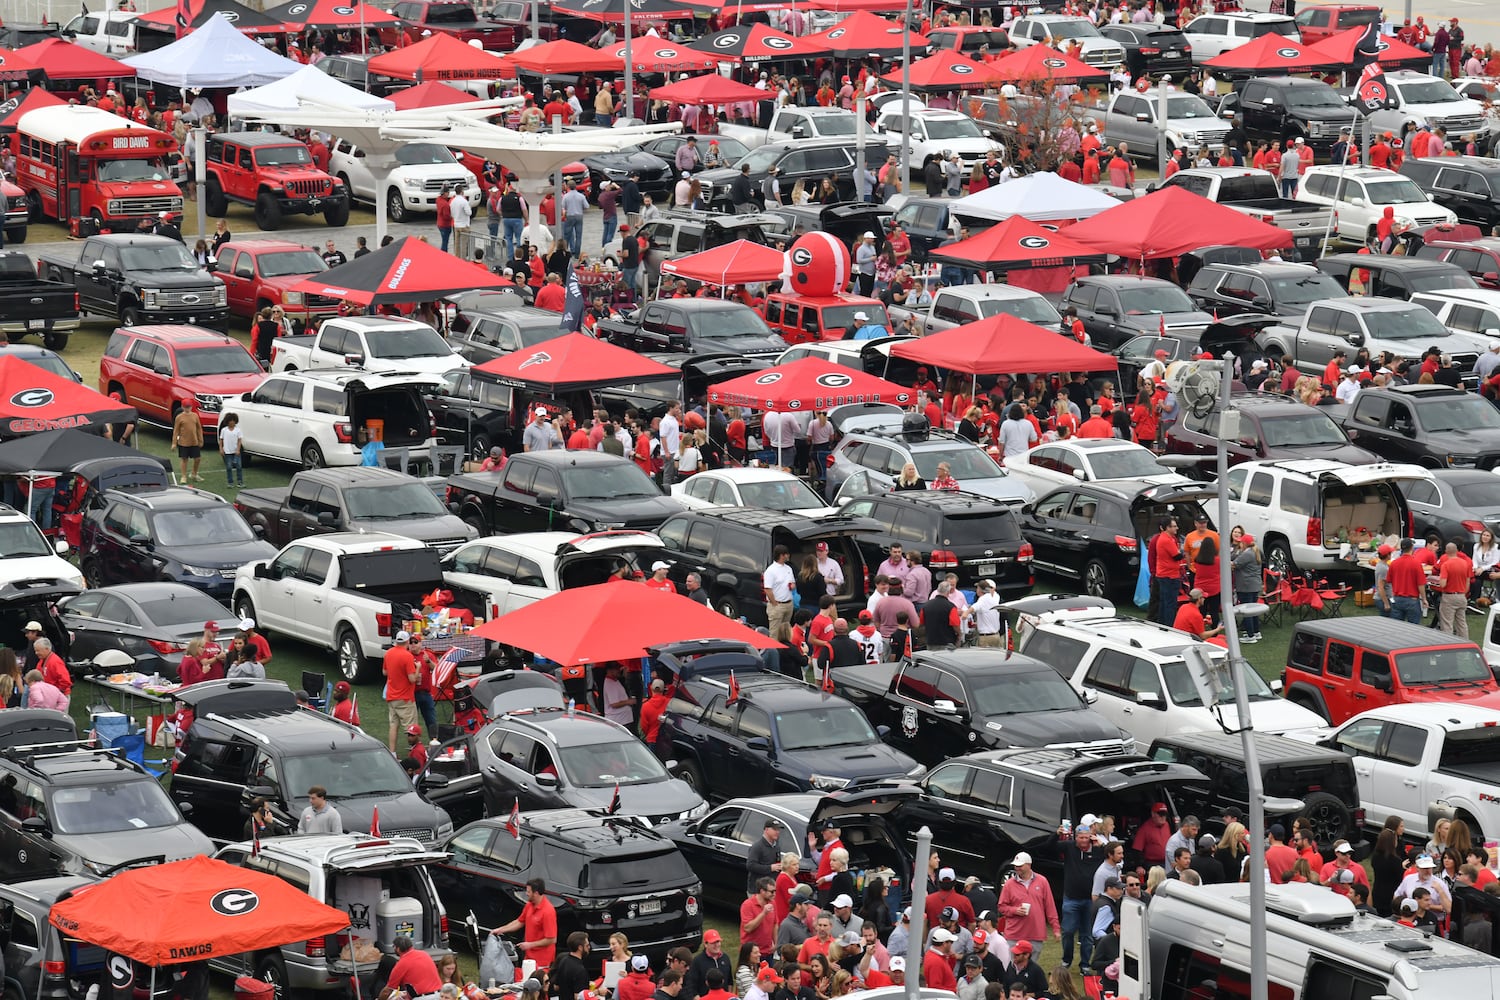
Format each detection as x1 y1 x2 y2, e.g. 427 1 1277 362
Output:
1152 802 1169 813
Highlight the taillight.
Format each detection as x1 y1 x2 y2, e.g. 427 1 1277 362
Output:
1353 808 1366 828
930 549 958 569
148 639 186 655
430 414 438 438
826 453 836 468
1140 46 1160 53
1463 520 1486 534
73 292 80 312
1018 542 1034 563
439 915 449 938
1407 511 1415 538
1307 517 1322 547
43 961 64 976
306 937 326 958
1114 534 1137 551
376 612 392 636
334 421 353 444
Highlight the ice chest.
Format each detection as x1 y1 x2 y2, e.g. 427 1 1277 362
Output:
376 897 423 951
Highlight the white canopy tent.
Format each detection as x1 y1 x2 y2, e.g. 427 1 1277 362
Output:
123 13 302 88
227 66 395 118
951 172 1122 223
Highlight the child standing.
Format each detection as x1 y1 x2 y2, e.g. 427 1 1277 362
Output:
220 413 244 488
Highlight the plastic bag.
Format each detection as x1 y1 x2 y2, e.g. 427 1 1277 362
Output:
480 934 516 986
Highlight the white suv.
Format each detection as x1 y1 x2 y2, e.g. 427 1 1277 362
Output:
1296 165 1456 244
0 505 84 587
1007 15 1126 68
1181 11 1298 61
1412 288 1500 338
1017 611 1323 750
328 139 479 224
442 530 668 621
1223 459 1430 577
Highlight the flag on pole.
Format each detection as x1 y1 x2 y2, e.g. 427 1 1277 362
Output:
370 805 381 837
251 821 260 858
1158 315 1166 338
433 646 468 692
727 670 741 705
1004 622 1013 660
606 783 621 815
821 665 835 694
559 262 585 333
505 798 522 840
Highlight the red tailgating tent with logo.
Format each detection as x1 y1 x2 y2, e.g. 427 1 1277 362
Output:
990 43 1107 84
473 332 678 392
929 215 1106 269
286 236 510 305
880 52 1001 90
367 33 511 81
1203 33 1326 73
0 358 135 437
806 12 922 60
49 855 350 966
708 357 912 413
659 239 786 284
889 314 1118 375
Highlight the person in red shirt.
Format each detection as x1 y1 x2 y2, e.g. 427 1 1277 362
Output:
535 272 567 311
1322 350 1348 389
495 879 558 967
921 930 958 991
808 595 836 668
1436 541 1473 636
383 632 419 754
1151 518 1186 625
645 561 677 594
617 956 656 1000
1163 148 1184 178
1173 586 1223 639
404 724 428 769
1077 404 1113 438
739 878 777 952
382 936 441 999
1387 538 1428 623
1319 842 1369 896
33 638 70 696
1082 148 1101 185
1130 388 1159 450
331 680 361 727
1264 824 1300 884
1132 803 1174 868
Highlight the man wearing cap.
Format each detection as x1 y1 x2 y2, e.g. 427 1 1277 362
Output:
997 853 1058 954
746 818 783 893
955 953 988 1000
830 894 863 939
1003 940 1047 997
403 723 428 769
1387 537 1427 624
1182 512 1217 569
812 541 844 597
852 311 889 341
331 680 360 726
777 886 813 949
1057 824 1103 971
922 928 958 991
1278 136 1302 198
814 819 844 883
523 407 559 452
383 631 419 754
1132 804 1174 869
1173 587 1222 640
618 956 655 1000
1395 854 1452 916
1319 841 1367 894
1191 834 1225 885
600 663 635 726
685 929 731 1000
741 877 778 952
1336 363 1363 404
1088 877 1124 943
646 561 677 595
927 866 976 929
855 232 877 297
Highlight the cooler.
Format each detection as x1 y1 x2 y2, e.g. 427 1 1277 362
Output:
235 977 274 1000
375 897 423 951
365 419 384 442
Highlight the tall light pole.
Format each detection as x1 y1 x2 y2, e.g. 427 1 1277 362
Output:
624 2 635 122
904 826 932 1000
898 0 913 184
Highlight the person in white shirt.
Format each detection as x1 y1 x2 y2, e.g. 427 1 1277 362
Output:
763 545 796 642
449 186 473 254
815 540 844 595
998 404 1037 460
1394 855 1452 914
1335 365 1362 404
659 403 682 483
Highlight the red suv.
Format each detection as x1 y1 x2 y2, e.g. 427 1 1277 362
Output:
1292 3 1381 43
2 177 27 244
99 325 266 432
216 239 340 333
202 132 350 232
1280 617 1500 725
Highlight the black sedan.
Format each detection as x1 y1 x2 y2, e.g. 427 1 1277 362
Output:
636 134 751 179
656 794 819 906
1404 469 1500 550
581 149 673 200
1098 23 1193 77
58 584 238 680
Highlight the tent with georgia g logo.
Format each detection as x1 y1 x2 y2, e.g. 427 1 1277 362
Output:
708 357 912 413
48 855 350 966
0 358 135 439
472 332 678 393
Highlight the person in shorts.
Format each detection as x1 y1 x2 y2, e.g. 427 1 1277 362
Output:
172 399 204 482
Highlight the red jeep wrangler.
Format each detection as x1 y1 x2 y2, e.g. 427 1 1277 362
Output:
203 132 350 232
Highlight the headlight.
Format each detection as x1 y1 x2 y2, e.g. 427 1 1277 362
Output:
195 393 222 412
682 801 708 820
108 200 124 215
436 818 454 839
403 176 423 189
907 765 926 777
182 564 219 577
214 285 227 305
596 520 627 530
810 773 850 792
284 291 304 306
604 167 628 177
1449 455 1479 468
142 289 160 308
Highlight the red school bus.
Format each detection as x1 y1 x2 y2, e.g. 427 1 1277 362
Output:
12 104 182 236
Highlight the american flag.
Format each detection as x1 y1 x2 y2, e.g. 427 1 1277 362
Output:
432 646 469 692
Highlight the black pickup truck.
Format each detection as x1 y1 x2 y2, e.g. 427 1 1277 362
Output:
828 650 1129 768
0 251 80 350
596 299 786 358
36 235 228 330
233 467 476 553
446 451 683 536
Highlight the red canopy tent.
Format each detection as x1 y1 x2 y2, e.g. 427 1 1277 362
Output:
1308 27 1429 68
285 236 510 305
135 0 286 34
1203 33 1325 73
18 39 135 79
0 358 135 437
504 39 624 75
879 52 1001 90
709 357 912 412
0 48 44 81
1062 186 1291 260
687 24 830 62
388 80 485 109
929 215 1106 269
0 86 64 128
807 12 922 60
474 332 677 392
890 314 1118 374
609 40 720 73
550 0 698 21
472 583 779 664
804 0 909 10
646 73 766 105
660 240 785 284
366 33 511 81
989 43 1107 84
263 0 401 29
49 855 350 966
678 0 789 14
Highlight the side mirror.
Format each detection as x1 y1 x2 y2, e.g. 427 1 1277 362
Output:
53 539 68 556
251 524 266 538
876 724 891 738
1346 331 1365 346
1222 110 1236 120
316 511 337 527
245 785 277 800
177 801 194 816
129 534 153 551
1096 306 1117 318
1261 97 1275 105
242 392 254 401
745 736 772 754
1483 272 1499 283
1134 112 1150 122
1082 688 1099 704
1072 468 1087 481
535 772 559 789
1252 295 1272 309
91 260 107 273
1372 676 1393 693
344 353 365 366
206 261 218 273
253 563 271 579
932 699 960 715
21 817 49 838
664 759 679 773
419 773 450 790
1136 691 1165 709
1270 679 1284 693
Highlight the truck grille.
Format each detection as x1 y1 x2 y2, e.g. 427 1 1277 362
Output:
429 537 468 555
1438 114 1484 132
1048 739 1132 758
384 826 435 842
1452 353 1479 372
1082 47 1124 66
286 178 331 197
118 195 183 215
159 289 217 309
422 177 471 193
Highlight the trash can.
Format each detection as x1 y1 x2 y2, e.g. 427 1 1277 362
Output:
234 977 274 1000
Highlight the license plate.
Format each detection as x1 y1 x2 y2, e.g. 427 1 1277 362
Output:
27 319 42 330
637 899 662 915
188 316 196 323
977 563 997 577
1295 236 1314 246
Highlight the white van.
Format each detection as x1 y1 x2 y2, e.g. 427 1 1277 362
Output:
1120 879 1500 1000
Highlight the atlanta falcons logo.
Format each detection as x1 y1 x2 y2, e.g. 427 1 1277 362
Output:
518 351 553 369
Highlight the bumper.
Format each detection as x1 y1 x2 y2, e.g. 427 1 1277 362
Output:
273 192 349 215
404 191 482 211
0 317 79 334
173 571 237 600
142 307 229 327
3 210 25 230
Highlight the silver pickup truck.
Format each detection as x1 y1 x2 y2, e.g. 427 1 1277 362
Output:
1157 167 1334 262
1090 88 1231 163
888 285 1062 337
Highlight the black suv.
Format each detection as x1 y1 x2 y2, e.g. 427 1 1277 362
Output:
1338 384 1500 471
1059 275 1214 350
79 486 276 601
811 747 1209 886
658 794 818 906
1224 77 1358 155
446 451 684 536
1021 481 1217 598
654 652 922 799
696 139 886 212
1400 155 1500 231
1165 394 1381 469
1186 262 1348 321
0 873 101 1000
654 508 878 625
1098 22 1193 77
446 291 568 366
169 679 453 848
1147 731 1366 858
1313 254 1475 301
432 811 703 961
835 490 1034 592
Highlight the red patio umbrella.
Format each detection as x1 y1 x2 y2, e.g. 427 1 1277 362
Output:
263 0 400 29
890 314 1117 375
473 332 678 392
929 215 1106 269
660 239 786 284
0 357 135 436
610 40 720 73
388 80 485 109
367 32 511 80
647 73 767 105
0 48 44 81
285 236 510 305
879 51 1001 91
688 24 830 61
1202 33 1324 73
49 855 350 967
1308 26 1428 68
709 356 913 412
471 583 780 664
18 39 135 79
504 39 624 75
989 43 1107 84
1062 186 1291 260
807 12 921 60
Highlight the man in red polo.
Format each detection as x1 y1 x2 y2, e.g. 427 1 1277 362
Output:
1386 538 1427 624
1151 518 1186 626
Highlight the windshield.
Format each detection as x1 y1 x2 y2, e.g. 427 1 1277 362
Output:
1395 647 1492 685
176 346 261 377
395 143 458 166
1363 178 1431 205
912 445 1005 480
1287 86 1346 108
285 747 413 798
1119 285 1195 314
255 145 313 167
1165 95 1217 119
120 244 197 271
1418 397 1500 433
1454 482 1500 508
737 479 825 511
344 483 447 519
96 158 169 182
701 136 749 160
978 297 1061 324
136 591 232 627
564 462 662 500
823 304 890 331
363 326 454 359
153 508 257 547
698 310 776 339
47 779 184 835
775 705 878 751
1089 447 1172 480
0 520 54 558
1395 80 1462 105
585 851 696 891
258 250 327 278
737 145 786 173
970 670 1083 716
1048 19 1099 38
1364 308 1452 340
556 738 668 787
1162 656 1276 705
1259 412 1349 447
1268 273 1345 306
945 512 1021 541
1408 271 1477 293
925 117 984 139
808 115 858 136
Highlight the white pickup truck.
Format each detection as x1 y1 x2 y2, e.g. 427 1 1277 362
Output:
232 533 448 683
873 108 1003 175
1319 703 1500 848
887 285 1061 337
719 106 886 152
271 315 468 376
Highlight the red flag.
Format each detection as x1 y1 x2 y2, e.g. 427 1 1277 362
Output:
606 783 621 815
505 798 521 840
1158 314 1166 338
821 665 836 694
727 670 741 705
370 805 381 837
251 821 260 858
1005 622 1013 660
